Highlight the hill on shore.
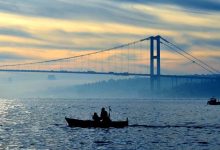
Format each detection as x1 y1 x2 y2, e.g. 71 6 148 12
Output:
46 77 220 98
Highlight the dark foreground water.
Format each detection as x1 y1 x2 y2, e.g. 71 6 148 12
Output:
0 98 220 149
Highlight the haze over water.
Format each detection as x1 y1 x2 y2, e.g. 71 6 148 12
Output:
1 98 220 149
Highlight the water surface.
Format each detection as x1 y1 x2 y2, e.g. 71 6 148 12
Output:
0 98 220 149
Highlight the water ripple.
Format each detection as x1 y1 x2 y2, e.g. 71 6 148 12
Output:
1 98 220 149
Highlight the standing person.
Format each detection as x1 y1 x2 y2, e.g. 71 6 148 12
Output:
100 107 110 123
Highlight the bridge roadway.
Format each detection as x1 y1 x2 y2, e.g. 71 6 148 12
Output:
0 69 218 80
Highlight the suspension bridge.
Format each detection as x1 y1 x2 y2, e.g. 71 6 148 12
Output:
0 35 219 90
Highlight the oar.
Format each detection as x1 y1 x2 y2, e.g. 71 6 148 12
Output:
108 106 111 119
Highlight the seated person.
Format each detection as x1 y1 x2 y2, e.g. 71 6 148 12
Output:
92 112 100 122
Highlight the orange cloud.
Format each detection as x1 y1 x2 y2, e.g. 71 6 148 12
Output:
0 12 178 37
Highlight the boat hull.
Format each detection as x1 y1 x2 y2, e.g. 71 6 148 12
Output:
207 101 220 105
207 97 220 105
65 117 128 128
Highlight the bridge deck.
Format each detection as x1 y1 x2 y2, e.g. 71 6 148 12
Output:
0 69 218 79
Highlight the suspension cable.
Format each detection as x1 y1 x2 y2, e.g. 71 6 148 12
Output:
161 37 219 74
0 37 150 68
161 41 215 74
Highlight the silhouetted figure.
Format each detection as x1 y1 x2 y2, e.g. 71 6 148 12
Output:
207 96 219 105
100 107 111 124
92 112 100 122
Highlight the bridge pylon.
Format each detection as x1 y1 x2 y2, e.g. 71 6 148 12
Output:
149 35 161 91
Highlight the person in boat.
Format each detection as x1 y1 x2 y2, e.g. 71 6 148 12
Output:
92 112 100 122
100 107 111 123
208 97 217 104
207 96 220 105
210 97 217 102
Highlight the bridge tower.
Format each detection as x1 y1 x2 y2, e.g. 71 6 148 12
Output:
149 35 161 91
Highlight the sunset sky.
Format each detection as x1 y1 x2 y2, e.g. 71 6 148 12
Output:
0 0 220 74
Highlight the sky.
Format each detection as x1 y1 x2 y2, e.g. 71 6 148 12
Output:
0 0 220 74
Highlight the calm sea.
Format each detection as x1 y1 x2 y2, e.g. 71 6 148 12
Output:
0 98 220 150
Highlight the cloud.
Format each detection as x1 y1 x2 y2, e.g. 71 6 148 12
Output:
0 0 157 28
0 52 29 61
0 11 178 51
112 0 220 12
0 0 219 74
191 38 220 48
0 27 36 39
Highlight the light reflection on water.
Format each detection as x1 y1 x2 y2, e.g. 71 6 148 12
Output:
0 98 220 149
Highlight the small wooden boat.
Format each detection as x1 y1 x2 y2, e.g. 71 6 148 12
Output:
207 97 220 105
65 117 128 128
